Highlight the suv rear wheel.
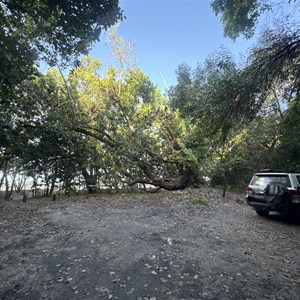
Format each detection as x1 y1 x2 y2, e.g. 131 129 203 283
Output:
255 208 270 217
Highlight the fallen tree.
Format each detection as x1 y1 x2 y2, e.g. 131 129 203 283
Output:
58 57 203 190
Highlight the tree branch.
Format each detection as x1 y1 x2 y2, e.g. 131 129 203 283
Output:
74 127 116 147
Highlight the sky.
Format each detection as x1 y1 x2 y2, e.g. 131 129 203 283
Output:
90 0 258 93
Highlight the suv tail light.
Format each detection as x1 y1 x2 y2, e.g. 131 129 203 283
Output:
246 187 253 194
290 189 300 197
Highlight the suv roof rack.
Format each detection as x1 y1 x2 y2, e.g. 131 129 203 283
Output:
258 168 300 173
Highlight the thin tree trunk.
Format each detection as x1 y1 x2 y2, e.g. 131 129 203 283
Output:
4 169 16 200
222 177 227 198
0 159 8 191
49 164 59 195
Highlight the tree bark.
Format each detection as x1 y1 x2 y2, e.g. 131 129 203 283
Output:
0 159 8 191
129 169 202 191
4 168 16 200
49 164 59 195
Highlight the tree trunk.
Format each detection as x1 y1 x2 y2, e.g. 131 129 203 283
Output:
44 173 49 197
222 179 227 198
75 116 202 191
81 167 97 193
4 169 16 200
0 159 8 191
129 169 202 191
49 164 59 195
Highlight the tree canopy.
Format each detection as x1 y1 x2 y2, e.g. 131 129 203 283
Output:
211 0 299 40
0 0 123 87
211 0 261 40
1 2 300 198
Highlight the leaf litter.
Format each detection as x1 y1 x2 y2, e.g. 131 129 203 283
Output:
0 188 300 299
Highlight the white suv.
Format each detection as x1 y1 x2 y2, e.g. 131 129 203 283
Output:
245 170 300 216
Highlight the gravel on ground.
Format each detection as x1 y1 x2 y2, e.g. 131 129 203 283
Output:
0 188 300 300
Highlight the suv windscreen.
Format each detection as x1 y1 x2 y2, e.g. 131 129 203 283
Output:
251 175 291 188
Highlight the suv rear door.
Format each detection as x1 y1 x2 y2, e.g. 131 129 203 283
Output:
250 173 291 196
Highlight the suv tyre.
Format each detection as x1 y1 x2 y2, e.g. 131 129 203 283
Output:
255 208 270 217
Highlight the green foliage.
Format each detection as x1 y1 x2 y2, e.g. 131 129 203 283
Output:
2 15 299 195
210 156 252 189
0 1 124 195
189 198 209 206
170 50 258 134
170 11 299 189
245 24 300 98
0 0 123 108
272 95 300 170
210 0 299 41
209 0 300 184
211 0 261 40
66 53 201 189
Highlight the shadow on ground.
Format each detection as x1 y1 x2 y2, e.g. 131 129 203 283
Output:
1 188 300 300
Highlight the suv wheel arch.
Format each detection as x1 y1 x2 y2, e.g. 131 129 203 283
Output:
255 208 270 217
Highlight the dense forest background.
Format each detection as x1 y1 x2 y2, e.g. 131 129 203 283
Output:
1 0 299 199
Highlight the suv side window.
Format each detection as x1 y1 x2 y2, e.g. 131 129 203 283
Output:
251 175 291 188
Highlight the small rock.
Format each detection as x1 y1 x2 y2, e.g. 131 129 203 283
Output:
96 286 109 293
126 288 135 295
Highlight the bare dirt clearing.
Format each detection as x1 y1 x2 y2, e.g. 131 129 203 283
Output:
0 188 300 300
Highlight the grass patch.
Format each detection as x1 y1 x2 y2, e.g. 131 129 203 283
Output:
189 198 209 206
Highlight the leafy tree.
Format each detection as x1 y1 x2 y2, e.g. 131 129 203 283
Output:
66 55 202 190
210 0 299 40
0 67 100 197
0 0 123 85
169 50 275 194
168 50 290 195
0 1 124 197
169 50 259 153
272 95 300 170
3 30 199 196
211 1 299 100
170 50 260 129
210 156 250 190
211 0 262 40
245 24 300 98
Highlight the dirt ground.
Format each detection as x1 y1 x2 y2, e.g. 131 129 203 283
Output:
0 188 300 300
